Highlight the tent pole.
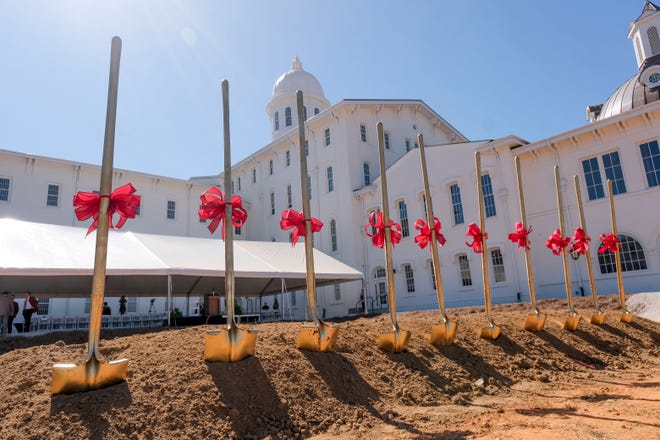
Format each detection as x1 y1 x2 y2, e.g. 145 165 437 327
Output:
167 274 172 326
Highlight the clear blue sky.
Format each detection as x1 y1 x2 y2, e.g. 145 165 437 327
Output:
0 1 644 180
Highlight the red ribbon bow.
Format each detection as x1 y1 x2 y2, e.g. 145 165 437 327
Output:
414 217 446 250
598 233 621 254
198 187 248 239
73 183 141 235
508 221 532 251
570 227 591 255
465 222 488 253
280 209 323 246
545 228 571 256
365 211 402 248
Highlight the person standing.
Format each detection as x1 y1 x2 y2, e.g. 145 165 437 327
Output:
102 302 112 315
22 291 38 333
8 293 19 334
0 291 12 335
119 296 127 315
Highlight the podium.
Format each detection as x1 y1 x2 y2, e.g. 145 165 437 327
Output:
205 295 220 316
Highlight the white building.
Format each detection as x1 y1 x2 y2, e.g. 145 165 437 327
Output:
2 2 660 324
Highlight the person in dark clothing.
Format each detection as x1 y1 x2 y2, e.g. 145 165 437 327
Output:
102 302 112 315
22 291 38 333
119 296 127 315
8 293 19 334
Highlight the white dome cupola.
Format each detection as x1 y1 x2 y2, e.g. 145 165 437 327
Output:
266 57 330 141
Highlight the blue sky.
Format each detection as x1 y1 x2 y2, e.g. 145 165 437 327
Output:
0 1 645 180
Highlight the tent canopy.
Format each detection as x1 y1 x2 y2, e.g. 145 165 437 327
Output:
0 219 364 298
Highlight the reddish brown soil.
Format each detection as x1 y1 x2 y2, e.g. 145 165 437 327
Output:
0 294 658 440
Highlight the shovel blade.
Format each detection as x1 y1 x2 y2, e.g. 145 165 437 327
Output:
564 314 581 331
429 321 458 346
377 328 411 352
480 324 502 340
620 312 634 323
590 312 606 325
51 358 128 395
296 323 339 352
523 311 547 332
204 327 258 362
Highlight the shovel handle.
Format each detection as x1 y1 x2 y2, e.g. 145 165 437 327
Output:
574 175 599 309
607 180 628 311
554 166 576 314
475 152 493 318
513 156 538 309
87 37 122 361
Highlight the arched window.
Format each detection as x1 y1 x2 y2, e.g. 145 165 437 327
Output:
597 234 647 274
648 26 660 55
285 107 292 126
274 111 279 131
314 108 319 115
330 219 337 251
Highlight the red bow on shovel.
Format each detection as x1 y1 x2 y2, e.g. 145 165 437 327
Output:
571 227 591 255
198 187 248 239
280 209 323 246
508 221 532 251
73 183 141 235
465 222 487 253
414 217 446 250
365 211 402 248
546 228 571 256
598 233 621 254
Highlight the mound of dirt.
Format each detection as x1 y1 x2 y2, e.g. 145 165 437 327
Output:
0 294 658 440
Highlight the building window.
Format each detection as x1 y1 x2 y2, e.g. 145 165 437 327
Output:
270 192 275 215
334 284 341 301
368 209 380 235
303 106 307 121
458 254 472 287
47 184 60 207
481 173 496 217
286 150 291 166
199 204 206 222
231 180 235 194
285 107 292 127
325 128 331 146
582 157 605 200
128 297 137 313
235 225 242 236
237 177 241 191
398 200 409 237
429 260 436 290
314 108 319 115
307 175 312 200
290 291 296 306
403 264 415 293
360 124 367 142
37 297 49 315
374 267 387 306
269 159 273 175
305 140 309 156
167 200 176 219
287 184 292 208
384 132 391 150
252 169 257 183
422 194 428 220
597 234 647 274
135 203 141 216
274 111 279 131
327 166 334 192
490 248 506 282
363 162 370 186
0 177 10 201
405 138 411 152
602 151 626 195
640 140 660 187
330 219 337 251
450 183 464 225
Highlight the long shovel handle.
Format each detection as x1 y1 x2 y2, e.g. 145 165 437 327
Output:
573 176 599 308
607 180 628 312
296 91 321 326
418 134 447 319
221 80 238 331
87 37 121 362
377 122 399 331
475 152 493 322
513 156 538 309
554 166 576 315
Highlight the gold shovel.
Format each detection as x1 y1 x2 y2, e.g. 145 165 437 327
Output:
52 37 128 394
605 179 634 323
417 134 457 346
293 91 339 352
204 80 258 362
573 176 606 325
513 157 546 332
376 122 411 352
553 166 580 331
475 152 502 340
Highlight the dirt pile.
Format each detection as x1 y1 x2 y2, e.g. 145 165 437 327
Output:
0 294 658 439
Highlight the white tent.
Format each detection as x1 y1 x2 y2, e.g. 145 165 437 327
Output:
0 219 364 298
